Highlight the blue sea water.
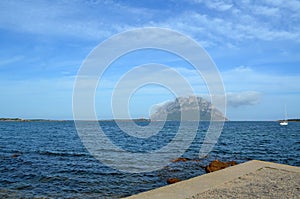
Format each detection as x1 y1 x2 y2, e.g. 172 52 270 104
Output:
0 121 299 198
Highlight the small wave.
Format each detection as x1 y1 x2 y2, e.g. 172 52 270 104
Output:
39 175 69 183
37 150 89 157
15 184 33 190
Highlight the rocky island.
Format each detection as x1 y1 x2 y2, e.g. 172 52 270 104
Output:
151 96 227 121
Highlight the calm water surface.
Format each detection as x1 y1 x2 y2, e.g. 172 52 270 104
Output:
0 121 299 198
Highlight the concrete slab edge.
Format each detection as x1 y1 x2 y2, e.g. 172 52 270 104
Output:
123 160 300 199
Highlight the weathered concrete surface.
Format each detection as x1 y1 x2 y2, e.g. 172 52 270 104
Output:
123 160 300 199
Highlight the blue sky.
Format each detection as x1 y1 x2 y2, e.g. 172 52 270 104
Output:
0 0 299 120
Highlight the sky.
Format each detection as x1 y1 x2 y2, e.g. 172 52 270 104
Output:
0 0 300 121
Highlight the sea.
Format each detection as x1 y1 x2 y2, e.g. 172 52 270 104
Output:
0 121 299 198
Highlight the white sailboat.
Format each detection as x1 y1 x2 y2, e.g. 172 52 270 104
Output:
280 105 288 126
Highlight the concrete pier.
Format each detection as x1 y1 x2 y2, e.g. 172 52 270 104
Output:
124 160 300 199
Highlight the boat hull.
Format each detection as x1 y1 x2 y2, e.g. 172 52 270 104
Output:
280 122 288 126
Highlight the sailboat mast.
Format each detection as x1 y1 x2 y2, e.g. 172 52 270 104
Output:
284 104 288 121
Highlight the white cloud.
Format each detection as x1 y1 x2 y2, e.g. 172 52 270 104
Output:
205 1 233 11
159 0 300 46
251 5 279 17
0 1 133 40
262 0 300 12
190 0 233 11
227 91 261 107
233 66 252 73
1 0 299 45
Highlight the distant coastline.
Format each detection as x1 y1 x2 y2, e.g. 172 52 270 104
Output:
0 118 151 122
277 119 300 122
0 118 67 122
1 117 300 122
